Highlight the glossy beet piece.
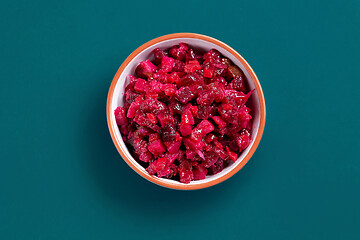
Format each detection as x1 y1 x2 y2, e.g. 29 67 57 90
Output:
115 43 254 183
135 60 157 78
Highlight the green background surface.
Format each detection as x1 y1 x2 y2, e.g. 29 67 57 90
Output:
1 0 359 239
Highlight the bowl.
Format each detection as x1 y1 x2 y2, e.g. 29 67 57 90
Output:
107 33 266 190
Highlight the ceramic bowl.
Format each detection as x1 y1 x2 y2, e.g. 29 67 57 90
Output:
107 33 266 190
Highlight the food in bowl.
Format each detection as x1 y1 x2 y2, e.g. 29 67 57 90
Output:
114 43 254 183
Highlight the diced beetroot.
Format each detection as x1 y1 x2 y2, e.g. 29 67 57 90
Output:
183 137 204 151
190 105 198 117
168 72 180 83
148 139 166 157
114 107 127 126
161 125 178 142
226 146 238 162
147 81 163 94
193 165 208 180
203 67 213 78
209 159 225 175
140 98 167 114
157 111 174 127
227 76 246 92
202 151 219 168
205 133 217 143
238 106 252 121
146 113 158 124
176 72 204 87
146 157 168 175
134 112 161 132
203 49 221 62
135 59 157 78
178 160 194 183
134 78 148 93
237 129 251 151
116 43 254 183
184 60 201 73
175 86 195 104
212 116 227 128
168 100 183 115
137 127 152 137
126 96 143 118
197 105 215 119
226 65 244 79
191 120 215 140
179 123 192 136
167 140 182 154
181 108 195 125
139 151 153 163
209 75 227 85
196 150 205 160
186 149 197 160
153 48 167 64
173 60 185 72
213 145 227 159
213 63 228 69
161 84 177 96
158 56 175 73
185 48 196 62
149 133 160 143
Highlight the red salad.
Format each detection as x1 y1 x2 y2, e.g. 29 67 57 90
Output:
114 43 254 183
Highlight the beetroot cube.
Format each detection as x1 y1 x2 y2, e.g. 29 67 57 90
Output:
169 43 188 61
114 107 127 126
237 130 251 151
158 56 175 73
237 106 252 121
181 108 195 125
194 120 215 137
146 157 168 175
227 76 246 92
149 133 160 143
209 159 225 175
161 84 177 96
205 133 217 143
183 137 204 151
179 123 192 136
135 59 157 78
168 72 180 83
202 151 219 168
225 146 238 162
157 112 174 127
184 60 201 73
148 81 163 94
173 60 185 72
193 165 208 180
153 48 167 64
139 151 153 163
178 160 194 183
175 86 195 104
186 149 197 160
126 96 143 118
190 105 198 117
212 116 227 128
176 72 204 86
148 139 166 157
203 67 213 78
134 78 148 93
167 140 182 154
146 113 158 124
197 105 215 119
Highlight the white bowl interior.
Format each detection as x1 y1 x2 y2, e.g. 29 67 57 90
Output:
110 38 261 187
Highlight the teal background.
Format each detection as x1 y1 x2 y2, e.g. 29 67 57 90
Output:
1 0 359 239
